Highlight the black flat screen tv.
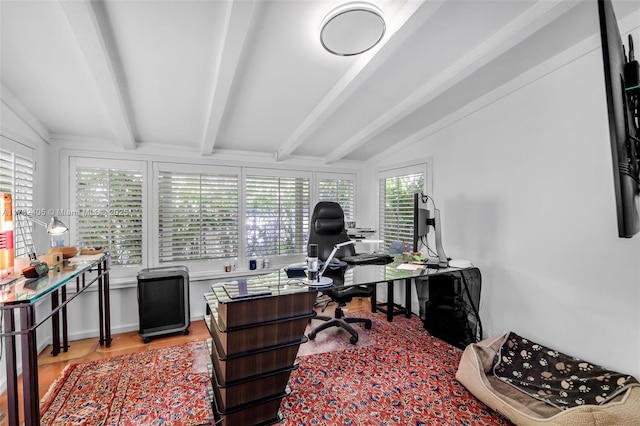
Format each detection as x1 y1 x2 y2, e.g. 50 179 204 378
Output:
598 0 640 238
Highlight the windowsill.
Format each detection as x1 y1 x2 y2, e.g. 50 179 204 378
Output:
190 268 279 282
106 267 282 290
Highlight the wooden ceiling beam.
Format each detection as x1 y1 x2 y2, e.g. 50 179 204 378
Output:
1 83 51 145
323 0 579 164
200 0 258 156
274 0 444 162
59 0 137 150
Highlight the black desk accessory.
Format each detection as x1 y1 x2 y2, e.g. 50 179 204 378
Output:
342 252 393 265
285 265 307 278
22 261 49 279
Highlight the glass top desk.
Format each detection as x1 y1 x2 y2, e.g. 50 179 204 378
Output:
208 256 471 322
203 257 476 425
0 254 111 426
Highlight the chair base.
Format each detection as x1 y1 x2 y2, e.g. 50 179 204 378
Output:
307 307 372 344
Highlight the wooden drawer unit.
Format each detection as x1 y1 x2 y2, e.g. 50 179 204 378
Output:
215 291 317 328
209 363 297 410
210 390 289 426
207 337 303 384
209 313 312 358
203 282 317 426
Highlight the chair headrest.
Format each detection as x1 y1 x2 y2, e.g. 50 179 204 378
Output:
312 202 345 235
314 218 344 235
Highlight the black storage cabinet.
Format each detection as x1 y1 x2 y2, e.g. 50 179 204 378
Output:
137 266 190 343
422 268 482 349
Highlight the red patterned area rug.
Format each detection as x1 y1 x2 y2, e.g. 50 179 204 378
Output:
284 311 512 425
39 313 510 425
39 341 214 426
297 307 375 358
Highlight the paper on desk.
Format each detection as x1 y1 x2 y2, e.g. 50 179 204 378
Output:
397 263 425 270
69 254 104 263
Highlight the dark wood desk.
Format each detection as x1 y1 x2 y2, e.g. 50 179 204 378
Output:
204 281 318 425
0 254 111 426
202 259 473 425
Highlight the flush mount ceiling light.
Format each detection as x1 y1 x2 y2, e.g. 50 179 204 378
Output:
320 2 386 56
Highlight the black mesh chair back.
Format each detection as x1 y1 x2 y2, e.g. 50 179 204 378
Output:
308 201 356 261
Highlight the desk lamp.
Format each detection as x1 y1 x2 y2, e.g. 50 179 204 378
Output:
311 240 355 287
15 212 68 263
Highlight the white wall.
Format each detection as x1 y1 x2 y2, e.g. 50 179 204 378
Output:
367 44 640 377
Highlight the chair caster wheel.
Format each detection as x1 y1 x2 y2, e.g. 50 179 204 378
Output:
143 337 150 344
349 335 358 344
364 321 372 330
183 329 190 335
308 332 316 340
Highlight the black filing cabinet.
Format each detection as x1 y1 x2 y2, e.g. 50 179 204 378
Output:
419 268 482 349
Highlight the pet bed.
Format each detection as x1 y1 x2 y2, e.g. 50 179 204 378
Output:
456 332 640 425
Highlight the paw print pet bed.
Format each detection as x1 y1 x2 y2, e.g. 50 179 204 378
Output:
455 332 640 425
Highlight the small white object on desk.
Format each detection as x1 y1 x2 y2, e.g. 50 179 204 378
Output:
397 263 425 271
69 254 104 264
448 259 473 268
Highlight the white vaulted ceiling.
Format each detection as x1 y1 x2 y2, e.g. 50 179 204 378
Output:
1 0 639 164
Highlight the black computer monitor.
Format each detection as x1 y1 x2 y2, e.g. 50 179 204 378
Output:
413 193 448 267
413 193 427 251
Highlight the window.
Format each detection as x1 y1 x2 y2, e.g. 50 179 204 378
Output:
74 165 144 266
245 170 310 257
0 146 34 259
157 168 239 263
378 168 424 252
318 173 355 221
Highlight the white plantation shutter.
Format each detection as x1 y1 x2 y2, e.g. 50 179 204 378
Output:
379 171 424 252
245 173 310 257
0 148 34 258
75 167 143 266
157 170 239 262
318 175 355 221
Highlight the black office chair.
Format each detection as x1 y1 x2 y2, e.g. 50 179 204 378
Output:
307 201 373 344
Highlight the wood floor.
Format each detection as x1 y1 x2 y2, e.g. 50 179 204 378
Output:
0 297 369 425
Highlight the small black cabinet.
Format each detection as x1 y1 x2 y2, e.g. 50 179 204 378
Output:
137 266 190 343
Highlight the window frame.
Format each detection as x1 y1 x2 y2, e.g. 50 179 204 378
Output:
0 140 34 261
151 162 241 272
243 167 312 266
69 157 148 276
316 172 356 222
377 162 431 252
61 149 360 278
